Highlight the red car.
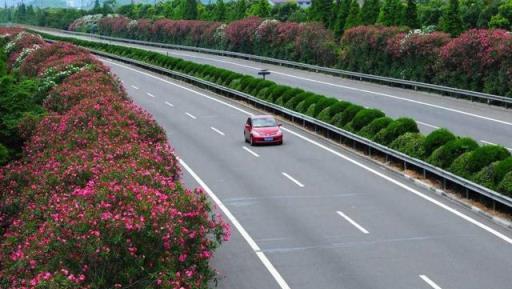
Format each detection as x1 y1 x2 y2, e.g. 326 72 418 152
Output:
244 115 283 145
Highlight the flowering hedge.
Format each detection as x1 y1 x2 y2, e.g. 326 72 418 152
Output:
39 32 512 198
0 30 228 289
340 26 512 96
70 15 337 66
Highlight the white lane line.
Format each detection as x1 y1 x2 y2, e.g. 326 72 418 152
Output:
146 92 155 98
164 101 174 107
417 121 440 129
419 275 443 289
211 126 225 136
178 158 291 289
243 146 260 157
104 59 512 245
148 49 512 127
130 85 139 90
480 140 512 151
336 211 369 234
185 112 197 119
281 172 304 188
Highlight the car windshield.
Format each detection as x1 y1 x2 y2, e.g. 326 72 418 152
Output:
252 117 277 128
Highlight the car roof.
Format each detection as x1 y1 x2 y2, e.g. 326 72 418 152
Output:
251 115 275 119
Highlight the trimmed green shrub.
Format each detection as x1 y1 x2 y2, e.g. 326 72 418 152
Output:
358 117 393 139
250 79 274 95
373 118 419 145
449 152 473 178
310 97 339 117
295 93 319 113
464 145 510 176
473 162 500 189
345 108 385 132
497 171 512 197
239 76 255 92
284 92 308 110
495 157 512 184
334 104 364 128
229 78 242 90
423 128 456 157
389 133 426 159
266 85 288 102
276 88 305 106
427 137 479 169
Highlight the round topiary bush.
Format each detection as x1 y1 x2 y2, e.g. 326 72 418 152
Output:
345 108 385 132
311 97 339 118
464 145 510 176
332 104 364 128
276 88 305 106
251 79 278 95
266 85 288 102
295 93 320 113
449 152 474 178
389 132 426 159
284 92 308 110
473 162 500 189
423 128 456 157
427 137 479 169
373 118 419 145
317 101 351 123
497 171 512 197
358 116 393 139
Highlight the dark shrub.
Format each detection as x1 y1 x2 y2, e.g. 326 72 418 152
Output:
389 132 426 159
449 152 474 178
317 101 352 123
473 162 500 189
305 97 338 117
428 137 479 169
497 171 512 197
333 104 364 128
358 116 393 139
284 92 308 109
266 85 289 102
345 108 385 132
374 118 419 145
423 128 456 157
276 88 305 106
296 93 320 113
464 145 510 176
250 79 275 95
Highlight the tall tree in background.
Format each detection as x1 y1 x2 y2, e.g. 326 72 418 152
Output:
333 0 351 36
213 0 226 20
361 0 381 25
248 0 271 17
377 0 403 25
311 0 334 27
404 0 419 28
229 0 247 20
92 0 102 14
183 0 198 19
344 0 361 29
460 0 484 29
441 0 463 35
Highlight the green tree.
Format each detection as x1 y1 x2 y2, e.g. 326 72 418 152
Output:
229 0 247 20
377 0 403 26
404 0 419 28
460 0 484 29
361 0 381 25
489 0 512 29
477 0 500 27
441 0 463 35
182 0 198 19
418 0 444 27
344 0 362 29
333 0 351 36
248 0 271 17
213 0 226 20
311 0 334 27
92 0 102 14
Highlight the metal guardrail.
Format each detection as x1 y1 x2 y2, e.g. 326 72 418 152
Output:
75 46 512 212
35 26 512 108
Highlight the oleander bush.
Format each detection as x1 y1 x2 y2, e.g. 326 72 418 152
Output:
0 30 228 289
36 31 512 195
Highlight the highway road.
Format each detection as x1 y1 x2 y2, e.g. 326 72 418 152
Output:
34 27 512 151
102 57 512 289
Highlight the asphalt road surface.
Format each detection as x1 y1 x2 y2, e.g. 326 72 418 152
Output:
34 27 512 151
101 57 512 289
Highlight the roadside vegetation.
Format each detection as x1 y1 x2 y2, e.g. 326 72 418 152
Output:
39 31 512 197
0 29 228 288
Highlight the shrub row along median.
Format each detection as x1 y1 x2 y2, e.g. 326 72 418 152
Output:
37 32 512 198
0 30 228 289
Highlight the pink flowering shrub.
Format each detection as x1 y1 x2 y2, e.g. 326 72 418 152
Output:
0 31 228 289
436 29 512 96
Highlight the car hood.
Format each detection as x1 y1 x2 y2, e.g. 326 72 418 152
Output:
253 127 281 134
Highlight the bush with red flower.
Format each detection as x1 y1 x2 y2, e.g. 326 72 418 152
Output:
0 30 228 289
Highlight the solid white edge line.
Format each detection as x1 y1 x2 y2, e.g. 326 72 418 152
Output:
146 92 155 98
480 140 512 151
211 126 225 136
336 211 369 234
104 58 512 245
130 85 139 90
417 121 440 129
164 101 174 107
178 158 291 289
281 172 304 188
185 112 197 119
419 275 443 289
243 146 260 157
